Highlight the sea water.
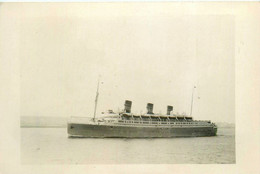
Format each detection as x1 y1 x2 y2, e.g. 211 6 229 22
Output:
21 127 235 164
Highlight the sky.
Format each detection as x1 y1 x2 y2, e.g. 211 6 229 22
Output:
19 3 235 123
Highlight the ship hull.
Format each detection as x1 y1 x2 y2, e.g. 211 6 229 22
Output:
67 123 217 138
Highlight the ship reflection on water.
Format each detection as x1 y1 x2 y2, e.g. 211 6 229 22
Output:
21 126 235 164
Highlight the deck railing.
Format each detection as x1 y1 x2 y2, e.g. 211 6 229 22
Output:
68 116 213 127
114 120 212 126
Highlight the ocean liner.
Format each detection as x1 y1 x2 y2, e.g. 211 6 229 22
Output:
67 80 218 138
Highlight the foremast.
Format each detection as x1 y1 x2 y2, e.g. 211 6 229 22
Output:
93 76 100 122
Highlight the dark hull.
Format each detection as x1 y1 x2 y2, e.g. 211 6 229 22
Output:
67 123 217 138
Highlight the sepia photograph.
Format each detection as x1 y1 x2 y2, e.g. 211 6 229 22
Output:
18 3 235 164
0 2 259 174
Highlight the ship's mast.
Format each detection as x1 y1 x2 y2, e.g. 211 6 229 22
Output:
190 86 196 116
190 38 199 117
93 76 100 122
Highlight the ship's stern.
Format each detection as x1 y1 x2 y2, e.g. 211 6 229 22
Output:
213 124 218 136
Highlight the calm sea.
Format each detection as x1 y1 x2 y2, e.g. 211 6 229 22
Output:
21 127 235 164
